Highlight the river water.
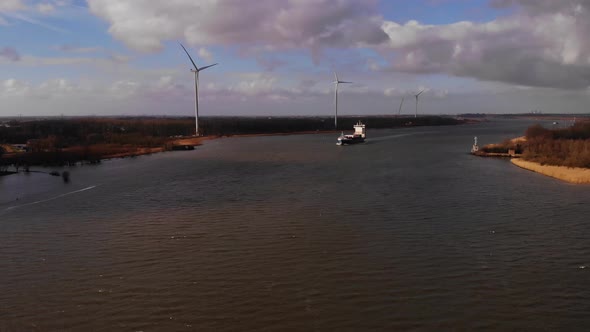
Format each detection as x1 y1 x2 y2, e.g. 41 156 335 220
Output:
1 119 589 331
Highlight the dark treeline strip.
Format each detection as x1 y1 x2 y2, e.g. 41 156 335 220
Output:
1 116 462 143
0 117 194 144
199 115 461 136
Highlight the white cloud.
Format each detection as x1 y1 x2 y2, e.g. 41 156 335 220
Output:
198 47 213 63
230 73 278 96
0 0 26 12
379 3 590 90
55 44 102 53
384 87 401 97
1 79 30 97
37 78 76 97
110 80 141 99
37 3 55 14
87 0 388 53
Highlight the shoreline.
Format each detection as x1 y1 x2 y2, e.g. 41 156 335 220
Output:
472 151 521 158
511 159 590 184
0 130 343 171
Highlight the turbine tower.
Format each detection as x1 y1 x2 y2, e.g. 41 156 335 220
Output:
180 43 218 136
333 72 352 129
398 96 405 115
414 90 425 118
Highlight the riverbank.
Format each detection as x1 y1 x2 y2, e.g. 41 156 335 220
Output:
472 151 521 158
511 159 590 184
0 131 341 171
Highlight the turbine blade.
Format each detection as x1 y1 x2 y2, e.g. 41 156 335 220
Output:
200 63 218 71
398 96 405 114
339 81 353 84
179 43 198 70
334 72 339 82
416 89 425 97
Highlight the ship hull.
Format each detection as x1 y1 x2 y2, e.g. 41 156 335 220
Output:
337 137 365 145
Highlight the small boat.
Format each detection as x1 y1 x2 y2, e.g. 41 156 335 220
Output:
337 121 366 145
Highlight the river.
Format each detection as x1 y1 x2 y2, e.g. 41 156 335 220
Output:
1 119 589 331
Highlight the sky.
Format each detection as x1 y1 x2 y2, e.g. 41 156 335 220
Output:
1 0 590 117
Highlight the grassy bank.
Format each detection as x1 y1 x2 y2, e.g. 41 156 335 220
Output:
511 159 590 184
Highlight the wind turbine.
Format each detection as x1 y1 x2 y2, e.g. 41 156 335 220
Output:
180 43 218 136
398 96 405 115
414 90 425 118
333 72 352 129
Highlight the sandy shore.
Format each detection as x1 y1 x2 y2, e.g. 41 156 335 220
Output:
511 159 590 184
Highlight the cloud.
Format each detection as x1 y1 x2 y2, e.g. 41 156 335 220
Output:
1 79 30 97
224 73 279 96
0 47 20 61
37 3 55 14
37 78 77 97
87 0 388 54
55 44 102 53
490 0 586 14
2 12 68 32
0 0 26 12
197 47 213 63
256 57 288 71
379 1 590 90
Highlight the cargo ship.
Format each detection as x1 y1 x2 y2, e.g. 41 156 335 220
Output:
337 121 366 145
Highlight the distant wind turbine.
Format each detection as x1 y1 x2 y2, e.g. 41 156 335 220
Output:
333 72 352 129
414 90 425 118
180 43 218 136
398 96 405 115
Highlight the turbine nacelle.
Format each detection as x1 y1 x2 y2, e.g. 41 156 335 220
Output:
180 43 218 72
333 72 352 85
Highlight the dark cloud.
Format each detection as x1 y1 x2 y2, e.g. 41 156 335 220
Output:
0 47 20 61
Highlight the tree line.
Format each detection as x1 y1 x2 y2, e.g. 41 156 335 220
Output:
523 122 590 168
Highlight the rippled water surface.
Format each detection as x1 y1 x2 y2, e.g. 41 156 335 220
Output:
1 120 590 331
